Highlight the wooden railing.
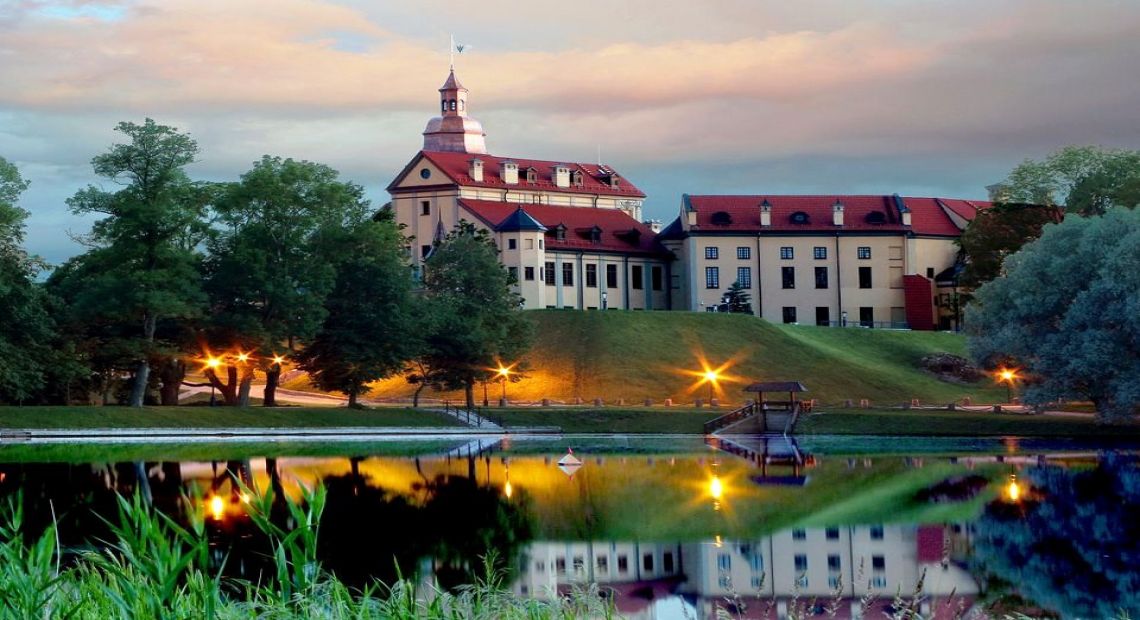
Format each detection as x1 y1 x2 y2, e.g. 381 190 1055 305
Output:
703 402 756 434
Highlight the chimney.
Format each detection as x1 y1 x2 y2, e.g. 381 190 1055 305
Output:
832 199 845 226
760 199 772 227
502 161 518 185
469 158 484 182
902 210 912 226
554 164 570 188
608 173 620 189
686 210 697 226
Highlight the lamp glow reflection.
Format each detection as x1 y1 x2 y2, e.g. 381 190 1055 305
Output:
1005 476 1021 502
209 496 225 521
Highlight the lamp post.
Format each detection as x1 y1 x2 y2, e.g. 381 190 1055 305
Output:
704 369 719 403
498 366 510 405
998 369 1017 403
602 290 608 310
206 357 222 406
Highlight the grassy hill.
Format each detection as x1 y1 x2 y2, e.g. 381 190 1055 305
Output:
358 310 1004 406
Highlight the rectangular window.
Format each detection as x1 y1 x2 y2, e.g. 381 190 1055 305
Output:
857 246 871 260
736 267 752 289
750 553 764 572
814 246 827 260
870 525 884 540
782 307 797 324
890 266 903 288
544 262 555 285
586 264 598 288
871 575 888 588
663 551 675 573
606 264 618 288
705 246 719 260
926 267 935 278
643 553 654 572
794 554 808 572
562 263 573 286
652 266 663 291
826 527 840 540
792 528 807 540
573 556 584 574
525 238 534 250
781 266 795 289
872 555 886 571
556 557 566 574
828 575 841 590
507 238 517 250
705 266 720 289
421 244 431 258
816 306 830 326
538 239 544 249
888 245 903 260
618 555 629 573
827 554 841 571
420 201 430 216
597 555 608 573
524 266 535 281
860 306 874 327
859 266 872 289
631 265 644 290
737 246 751 260
507 266 518 281
717 553 732 571
780 246 794 260
814 266 828 289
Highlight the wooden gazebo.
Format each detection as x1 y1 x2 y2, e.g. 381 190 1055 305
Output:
743 381 809 412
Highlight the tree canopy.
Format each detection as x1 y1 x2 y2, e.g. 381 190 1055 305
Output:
956 202 1063 289
417 222 532 410
966 208 1140 422
999 145 1140 215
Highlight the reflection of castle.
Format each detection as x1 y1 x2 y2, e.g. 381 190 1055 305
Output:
511 524 978 619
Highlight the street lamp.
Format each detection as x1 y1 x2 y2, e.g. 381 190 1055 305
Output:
602 290 608 310
997 368 1018 403
703 369 719 402
497 365 510 404
205 357 222 406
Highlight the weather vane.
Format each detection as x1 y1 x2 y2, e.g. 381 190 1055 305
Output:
449 34 471 71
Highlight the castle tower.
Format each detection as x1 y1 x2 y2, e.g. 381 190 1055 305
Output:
422 70 488 153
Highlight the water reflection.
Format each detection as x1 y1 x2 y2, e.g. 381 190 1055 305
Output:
0 441 1137 617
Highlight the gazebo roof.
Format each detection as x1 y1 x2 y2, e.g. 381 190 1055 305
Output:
743 381 809 393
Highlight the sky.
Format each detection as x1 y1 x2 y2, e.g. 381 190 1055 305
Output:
3 0 1140 264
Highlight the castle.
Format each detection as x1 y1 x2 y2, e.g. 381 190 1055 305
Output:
390 70 986 329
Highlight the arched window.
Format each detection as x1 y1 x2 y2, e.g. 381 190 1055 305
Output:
441 99 447 112
458 99 465 111
450 99 457 111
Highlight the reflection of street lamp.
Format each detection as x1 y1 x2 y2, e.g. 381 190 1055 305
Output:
1005 474 1021 502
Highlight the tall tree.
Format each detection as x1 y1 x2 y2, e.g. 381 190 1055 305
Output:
294 216 415 408
956 202 1063 289
66 119 208 407
0 157 64 403
419 222 532 410
722 281 753 314
999 145 1140 215
966 208 1140 422
205 156 369 406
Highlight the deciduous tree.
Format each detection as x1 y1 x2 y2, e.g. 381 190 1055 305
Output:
294 216 414 408
419 222 531 410
966 208 1140 422
956 202 1063 289
1000 145 1140 215
65 120 211 407
205 156 368 406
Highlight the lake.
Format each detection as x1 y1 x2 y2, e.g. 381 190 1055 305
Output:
1 434 1137 618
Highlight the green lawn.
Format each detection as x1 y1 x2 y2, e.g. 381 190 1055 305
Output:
490 407 714 433
799 408 1140 437
0 406 457 429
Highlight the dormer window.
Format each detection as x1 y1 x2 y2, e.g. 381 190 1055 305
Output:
790 211 811 224
577 226 603 243
551 223 567 241
865 211 887 225
526 167 538 184
571 171 584 187
710 211 733 226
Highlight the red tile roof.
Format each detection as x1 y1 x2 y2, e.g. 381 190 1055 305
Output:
457 199 668 257
409 151 646 198
684 195 988 237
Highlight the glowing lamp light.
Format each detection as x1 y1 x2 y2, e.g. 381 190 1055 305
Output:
237 352 249 363
498 366 510 378
704 370 719 383
999 369 1016 382
206 357 221 369
709 475 724 501
1006 476 1021 502
504 480 513 499
714 535 723 548
209 496 225 521
272 355 285 365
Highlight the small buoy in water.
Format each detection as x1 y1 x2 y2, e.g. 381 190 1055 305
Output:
558 448 583 478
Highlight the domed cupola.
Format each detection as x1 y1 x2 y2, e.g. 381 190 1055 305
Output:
423 69 487 154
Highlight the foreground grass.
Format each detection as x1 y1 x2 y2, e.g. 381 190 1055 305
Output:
800 408 1140 438
0 406 457 430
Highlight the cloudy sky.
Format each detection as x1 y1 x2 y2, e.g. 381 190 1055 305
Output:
3 0 1139 263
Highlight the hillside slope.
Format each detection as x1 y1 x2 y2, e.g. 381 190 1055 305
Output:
362 311 1002 406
